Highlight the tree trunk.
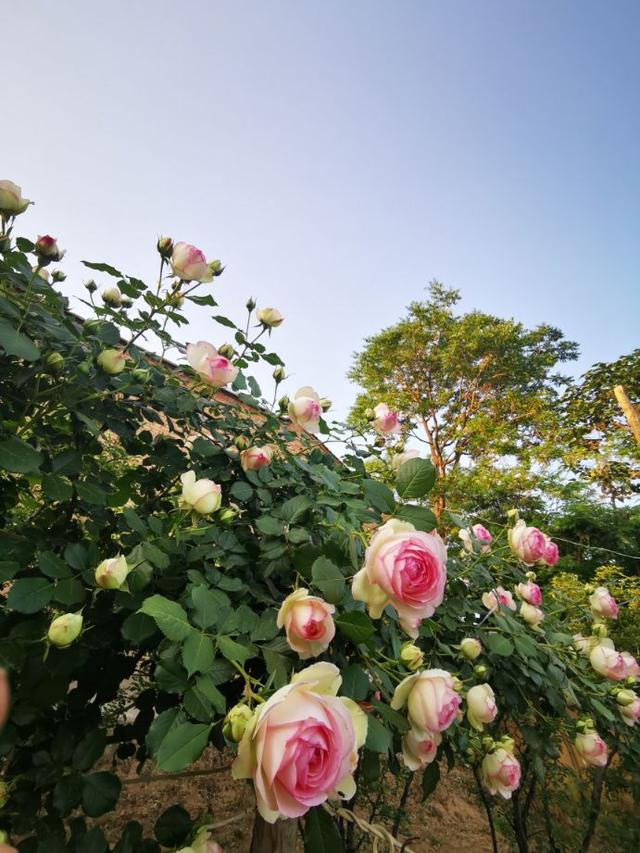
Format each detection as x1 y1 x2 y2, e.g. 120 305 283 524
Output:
614 384 640 447
249 812 299 853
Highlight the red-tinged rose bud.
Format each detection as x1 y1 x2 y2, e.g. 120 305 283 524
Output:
35 234 65 262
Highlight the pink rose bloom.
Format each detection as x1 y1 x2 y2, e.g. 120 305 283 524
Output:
352 519 447 638
171 241 213 282
508 520 547 565
481 586 517 614
277 589 336 660
575 731 608 767
617 690 640 727
401 727 441 771
186 341 238 388
231 662 366 822
372 403 401 435
515 580 542 607
240 445 273 473
589 586 618 620
621 651 640 679
519 602 544 631
288 386 322 433
542 536 559 566
481 747 521 799
590 640 626 681
391 668 461 734
466 684 498 731
459 524 492 555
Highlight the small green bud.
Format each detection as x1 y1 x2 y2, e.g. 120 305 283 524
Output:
278 395 290 413
45 352 64 373
131 368 150 383
374 436 386 448
399 642 424 671
51 270 66 283
273 365 286 383
234 435 250 451
157 236 173 257
223 703 253 742
218 507 237 526
97 349 126 375
48 613 83 647
208 259 224 276
319 398 332 412
78 361 92 375
246 297 256 312
473 664 488 681
218 343 235 359
616 688 636 707
84 279 98 293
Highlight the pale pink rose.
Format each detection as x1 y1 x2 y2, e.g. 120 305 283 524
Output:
0 179 32 215
481 748 521 798
515 580 542 606
171 242 213 282
466 684 498 731
621 651 640 679
231 662 366 822
401 727 441 771
372 403 401 435
590 640 626 681
256 307 284 328
459 638 483 660
460 524 492 554
288 386 322 433
186 341 238 388
575 731 608 767
352 519 447 638
621 698 640 727
180 470 222 514
277 589 336 660
391 669 461 733
542 536 559 566
390 449 419 471
481 586 516 614
519 602 544 630
240 445 273 473
589 587 618 620
508 520 547 565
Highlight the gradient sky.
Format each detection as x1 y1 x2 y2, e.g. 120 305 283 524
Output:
4 1 639 422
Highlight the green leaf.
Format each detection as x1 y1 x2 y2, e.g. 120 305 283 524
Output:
39 550 72 579
121 612 158 644
230 481 253 502
421 760 440 800
304 805 345 853
335 611 375 644
122 507 147 536
53 577 87 607
195 676 226 714
0 317 40 361
311 557 345 604
395 458 436 499
140 595 194 641
155 721 211 772
191 585 228 629
256 515 285 536
182 632 215 677
154 805 192 847
281 495 313 523
218 635 252 664
0 561 19 583
82 260 123 277
262 647 290 688
340 664 370 701
41 473 74 502
146 708 179 754
76 480 108 505
0 436 42 473
484 634 515 657
73 729 107 771
364 715 391 753
7 577 55 613
81 771 122 817
363 479 396 513
393 504 437 531
142 541 170 569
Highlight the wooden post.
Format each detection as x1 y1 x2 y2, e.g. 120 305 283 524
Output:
613 385 640 447
249 812 299 853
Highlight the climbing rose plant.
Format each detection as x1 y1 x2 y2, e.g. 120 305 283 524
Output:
0 184 638 852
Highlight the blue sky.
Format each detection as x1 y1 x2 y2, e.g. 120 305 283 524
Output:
4 1 639 421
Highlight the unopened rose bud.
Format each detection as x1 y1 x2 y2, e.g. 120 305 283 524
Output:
223 703 253 742
157 236 173 257
0 180 32 216
481 736 494 752
473 664 488 681
51 270 66 283
593 622 608 639
102 286 122 307
234 435 250 450
48 613 83 647
576 718 594 733
35 234 65 262
319 398 332 412
374 436 386 448
218 507 237 525
394 440 406 453
217 343 235 359
97 349 126 375
499 735 515 754
616 689 636 707
506 508 519 519
256 307 284 328
84 279 98 293
84 318 101 332
399 642 424 671
35 266 50 281
364 408 376 421
45 352 64 373
131 368 150 382
525 571 537 581
95 555 129 589
273 365 286 383
246 297 256 312
460 638 483 661
208 259 224 276
278 395 290 413
626 676 637 688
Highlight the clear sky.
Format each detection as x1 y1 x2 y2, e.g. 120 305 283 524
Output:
4 1 639 421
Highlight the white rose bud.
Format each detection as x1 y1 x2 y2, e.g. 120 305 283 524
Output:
460 638 483 661
256 307 284 328
48 613 83 647
102 286 123 307
95 555 129 589
0 180 32 216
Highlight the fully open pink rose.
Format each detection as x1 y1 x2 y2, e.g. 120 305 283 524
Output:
352 519 447 638
481 747 521 798
240 445 273 473
515 580 542 606
186 341 238 388
232 663 366 822
466 684 498 731
481 586 516 614
171 242 213 282
575 731 608 767
391 669 461 734
590 640 626 681
277 589 335 659
589 586 618 620
401 727 441 770
372 403 400 435
288 386 322 433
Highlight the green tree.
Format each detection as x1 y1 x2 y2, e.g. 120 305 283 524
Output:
349 283 578 516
